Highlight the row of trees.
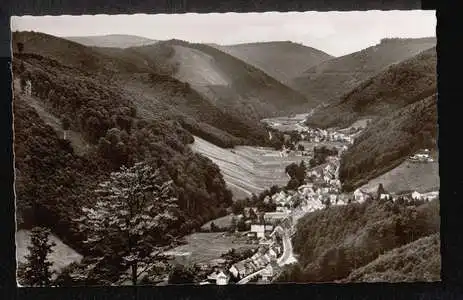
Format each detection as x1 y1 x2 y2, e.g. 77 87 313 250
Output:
285 161 307 190
309 146 338 168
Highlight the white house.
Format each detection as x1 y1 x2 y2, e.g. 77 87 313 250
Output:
380 193 391 201
329 194 337 203
421 191 439 201
251 224 266 238
412 191 422 200
354 188 367 202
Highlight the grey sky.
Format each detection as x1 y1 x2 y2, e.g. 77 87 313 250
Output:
11 10 436 57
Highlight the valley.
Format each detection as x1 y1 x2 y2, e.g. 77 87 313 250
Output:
12 28 439 287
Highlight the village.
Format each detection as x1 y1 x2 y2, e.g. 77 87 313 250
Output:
164 120 439 285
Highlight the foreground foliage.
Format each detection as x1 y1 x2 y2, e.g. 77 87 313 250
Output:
77 162 179 285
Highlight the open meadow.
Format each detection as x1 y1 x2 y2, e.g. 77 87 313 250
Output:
359 160 439 194
165 232 259 264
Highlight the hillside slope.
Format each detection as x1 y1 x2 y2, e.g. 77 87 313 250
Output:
12 31 271 148
213 41 333 85
13 51 234 260
306 46 436 129
64 34 157 48
121 40 311 119
277 198 439 283
339 93 437 192
292 37 436 106
345 233 440 282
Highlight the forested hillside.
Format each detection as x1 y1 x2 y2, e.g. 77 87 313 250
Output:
120 39 311 117
292 37 436 106
339 94 437 192
13 51 234 261
345 233 440 282
277 198 439 283
12 31 274 148
306 46 436 129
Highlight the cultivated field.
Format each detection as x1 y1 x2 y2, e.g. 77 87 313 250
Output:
359 160 439 194
166 232 259 264
16 229 83 274
191 136 306 199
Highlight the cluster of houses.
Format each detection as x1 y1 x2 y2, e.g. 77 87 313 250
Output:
200 234 284 285
229 239 283 283
409 149 435 163
353 187 439 203
306 160 341 188
298 127 354 144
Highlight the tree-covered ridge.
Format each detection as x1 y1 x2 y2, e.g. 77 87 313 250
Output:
344 233 440 282
12 32 272 149
306 46 436 129
339 94 437 191
278 198 439 283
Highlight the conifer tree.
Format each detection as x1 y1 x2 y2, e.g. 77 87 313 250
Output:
20 227 56 286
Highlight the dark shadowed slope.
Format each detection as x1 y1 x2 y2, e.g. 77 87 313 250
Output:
282 198 439 283
64 34 158 48
122 40 311 119
306 46 436 129
292 37 436 106
339 94 437 191
213 41 333 85
345 233 440 282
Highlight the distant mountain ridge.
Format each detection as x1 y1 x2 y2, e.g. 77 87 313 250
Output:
115 39 311 119
212 41 333 85
64 34 158 48
291 37 436 106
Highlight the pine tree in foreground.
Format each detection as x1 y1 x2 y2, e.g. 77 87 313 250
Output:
18 227 56 286
78 161 179 285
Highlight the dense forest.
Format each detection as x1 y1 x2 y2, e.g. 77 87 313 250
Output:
13 49 235 282
306 46 436 129
344 233 440 282
339 94 437 191
276 197 440 282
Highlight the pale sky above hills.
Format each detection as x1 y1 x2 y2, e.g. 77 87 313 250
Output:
11 10 436 57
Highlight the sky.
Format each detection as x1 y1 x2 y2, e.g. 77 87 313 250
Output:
11 10 436 57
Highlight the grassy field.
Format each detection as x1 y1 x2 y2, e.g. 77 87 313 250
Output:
16 229 83 275
165 232 259 264
191 135 306 199
359 160 439 194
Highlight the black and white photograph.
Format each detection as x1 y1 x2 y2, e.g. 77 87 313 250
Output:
11 10 439 286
